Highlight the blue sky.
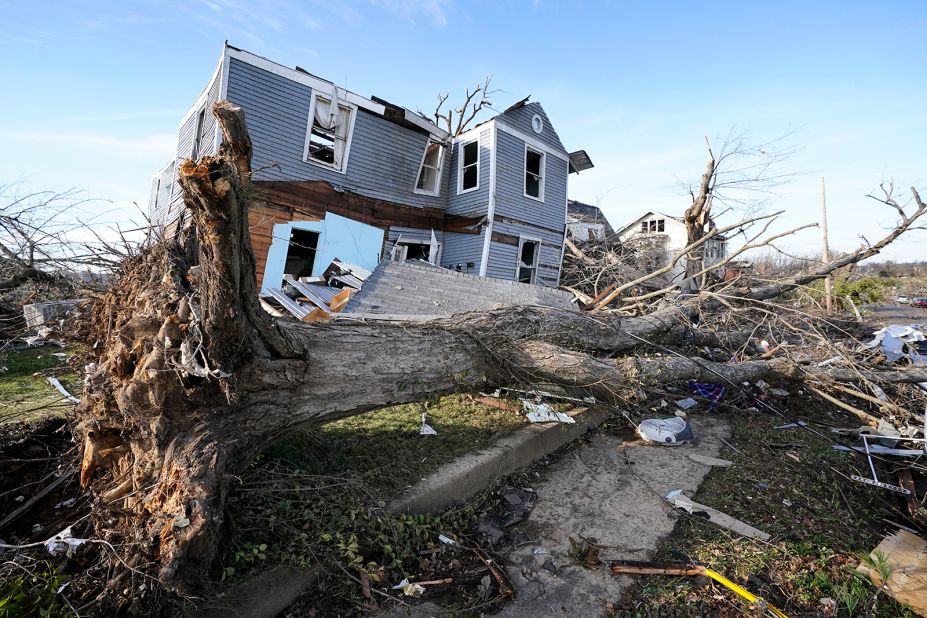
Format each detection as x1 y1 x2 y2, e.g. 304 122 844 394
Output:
1 0 925 260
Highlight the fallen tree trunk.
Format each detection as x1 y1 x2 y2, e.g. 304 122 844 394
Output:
74 102 927 608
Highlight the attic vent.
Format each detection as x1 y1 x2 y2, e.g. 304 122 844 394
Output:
531 114 544 134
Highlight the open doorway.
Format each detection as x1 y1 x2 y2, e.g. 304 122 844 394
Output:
283 228 319 279
517 238 540 284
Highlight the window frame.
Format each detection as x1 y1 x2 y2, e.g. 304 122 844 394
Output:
302 91 358 174
390 239 442 265
457 140 480 194
191 106 207 161
414 139 445 196
523 144 545 202
516 236 542 285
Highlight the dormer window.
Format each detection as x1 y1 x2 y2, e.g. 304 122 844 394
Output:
304 91 356 172
524 146 545 201
458 140 479 193
415 140 444 195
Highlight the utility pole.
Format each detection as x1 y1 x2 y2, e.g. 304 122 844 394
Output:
821 177 833 315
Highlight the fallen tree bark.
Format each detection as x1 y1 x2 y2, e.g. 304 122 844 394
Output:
73 101 927 608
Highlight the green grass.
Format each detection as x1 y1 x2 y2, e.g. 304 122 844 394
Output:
261 393 528 495
221 393 531 615
613 398 918 617
0 346 81 425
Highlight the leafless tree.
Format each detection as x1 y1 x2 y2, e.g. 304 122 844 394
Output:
427 76 498 137
681 130 798 282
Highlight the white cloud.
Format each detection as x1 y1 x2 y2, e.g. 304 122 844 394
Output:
369 0 453 27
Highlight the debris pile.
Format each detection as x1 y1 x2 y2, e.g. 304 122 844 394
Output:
259 259 369 322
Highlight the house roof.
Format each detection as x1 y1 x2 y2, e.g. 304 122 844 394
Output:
567 200 615 236
343 260 577 316
223 43 450 141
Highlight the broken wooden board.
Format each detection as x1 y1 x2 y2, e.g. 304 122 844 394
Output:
665 490 770 541
687 454 733 467
329 288 353 313
856 529 927 616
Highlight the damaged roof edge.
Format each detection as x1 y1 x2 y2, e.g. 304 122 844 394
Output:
224 43 449 141
568 150 594 174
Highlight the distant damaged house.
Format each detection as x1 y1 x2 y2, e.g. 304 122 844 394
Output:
566 200 614 243
614 211 727 282
148 44 594 308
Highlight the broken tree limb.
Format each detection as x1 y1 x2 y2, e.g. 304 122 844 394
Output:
72 101 927 611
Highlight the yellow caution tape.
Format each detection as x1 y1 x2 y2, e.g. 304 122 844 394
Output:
702 568 789 618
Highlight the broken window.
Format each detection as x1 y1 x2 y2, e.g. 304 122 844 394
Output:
191 107 207 160
524 147 544 200
416 140 445 195
390 240 441 264
459 140 479 192
283 228 320 279
517 239 540 284
306 93 354 171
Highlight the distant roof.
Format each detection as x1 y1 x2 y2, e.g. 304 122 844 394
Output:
567 200 614 236
343 260 577 316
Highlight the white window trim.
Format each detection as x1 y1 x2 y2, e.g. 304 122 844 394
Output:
392 239 442 264
302 91 358 174
523 144 545 202
516 236 542 285
413 139 445 196
457 139 480 195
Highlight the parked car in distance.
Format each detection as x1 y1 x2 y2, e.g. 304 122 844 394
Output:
895 296 910 304
912 297 927 307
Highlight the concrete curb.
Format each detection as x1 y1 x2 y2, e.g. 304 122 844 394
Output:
389 406 612 515
199 565 318 618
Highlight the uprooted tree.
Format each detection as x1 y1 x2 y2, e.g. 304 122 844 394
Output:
73 102 927 608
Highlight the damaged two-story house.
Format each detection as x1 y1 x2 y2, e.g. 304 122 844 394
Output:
148 44 593 298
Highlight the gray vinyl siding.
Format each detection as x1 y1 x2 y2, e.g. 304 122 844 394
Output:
148 176 161 223
201 74 222 156
148 162 175 227
493 130 568 232
490 216 566 287
445 128 491 217
484 241 517 280
497 102 567 154
440 231 484 276
225 58 446 210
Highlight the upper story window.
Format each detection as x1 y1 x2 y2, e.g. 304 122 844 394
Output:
458 140 479 193
191 107 207 161
415 140 445 195
524 147 545 201
640 218 665 233
304 92 356 172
